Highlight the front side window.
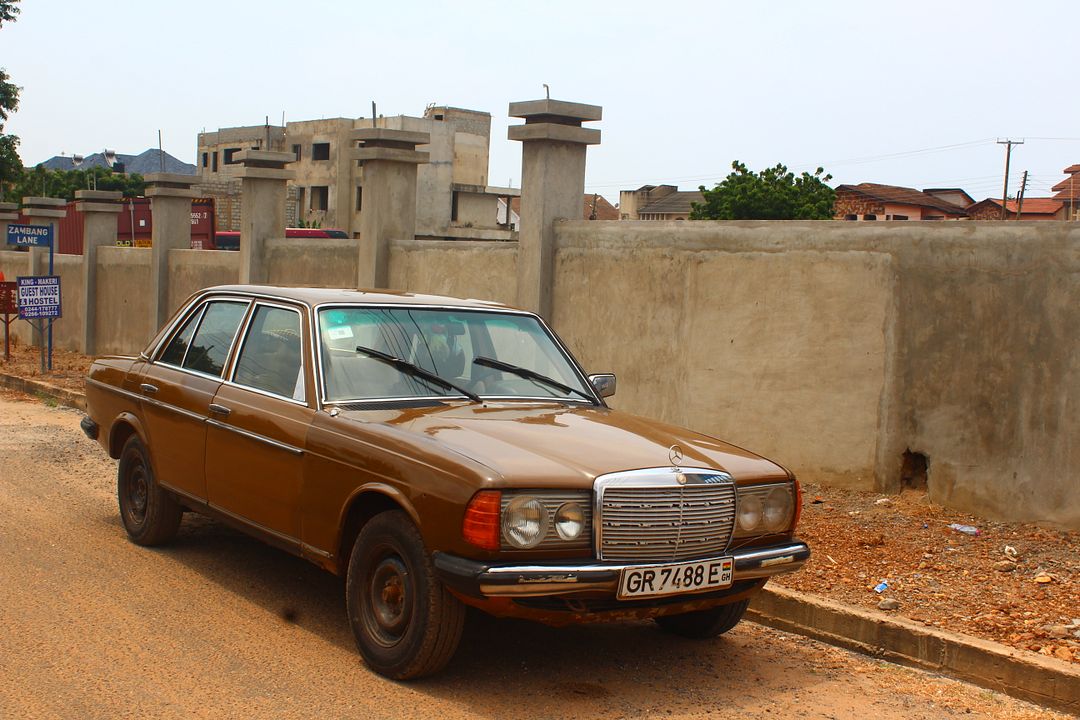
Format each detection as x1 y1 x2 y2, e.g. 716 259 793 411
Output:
318 307 592 403
233 305 306 402
181 301 248 377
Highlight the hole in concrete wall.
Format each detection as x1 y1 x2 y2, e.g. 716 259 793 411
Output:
900 450 928 490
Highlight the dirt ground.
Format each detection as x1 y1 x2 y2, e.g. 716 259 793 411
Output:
2 344 1078 667
776 484 1080 665
0 390 1069 719
0 339 90 393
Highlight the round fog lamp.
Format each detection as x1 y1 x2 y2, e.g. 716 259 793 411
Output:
737 494 764 532
554 502 585 541
502 496 548 548
762 487 792 531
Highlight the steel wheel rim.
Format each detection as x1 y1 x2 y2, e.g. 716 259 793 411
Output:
126 461 149 524
362 546 413 648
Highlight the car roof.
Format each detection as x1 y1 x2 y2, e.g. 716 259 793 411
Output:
201 285 521 312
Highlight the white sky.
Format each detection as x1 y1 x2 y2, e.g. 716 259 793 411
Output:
4 0 1079 201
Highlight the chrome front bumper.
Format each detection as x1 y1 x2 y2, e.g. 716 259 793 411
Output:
435 541 810 599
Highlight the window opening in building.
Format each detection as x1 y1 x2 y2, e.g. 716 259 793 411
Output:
292 144 302 161
223 148 240 165
355 186 363 212
212 152 219 172
312 143 330 161
451 191 459 222
201 152 208 168
844 214 857 221
312 186 329 211
864 214 877 221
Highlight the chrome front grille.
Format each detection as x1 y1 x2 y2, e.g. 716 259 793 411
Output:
596 469 736 562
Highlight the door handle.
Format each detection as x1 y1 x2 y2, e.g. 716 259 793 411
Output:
209 403 231 417
140 383 158 395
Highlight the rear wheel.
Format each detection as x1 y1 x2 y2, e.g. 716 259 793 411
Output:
346 510 465 679
117 435 182 546
654 599 750 639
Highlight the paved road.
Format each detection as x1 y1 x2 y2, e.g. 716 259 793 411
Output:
0 392 1063 719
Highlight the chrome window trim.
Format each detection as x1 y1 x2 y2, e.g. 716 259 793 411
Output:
592 467 736 562
206 418 305 456
225 300 311 407
311 302 601 407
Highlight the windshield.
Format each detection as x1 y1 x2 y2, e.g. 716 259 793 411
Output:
318 307 594 403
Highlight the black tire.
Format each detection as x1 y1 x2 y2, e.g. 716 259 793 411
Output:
654 599 750 639
117 434 182 546
346 510 465 680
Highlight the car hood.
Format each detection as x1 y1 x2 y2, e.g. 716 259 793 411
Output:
342 402 787 487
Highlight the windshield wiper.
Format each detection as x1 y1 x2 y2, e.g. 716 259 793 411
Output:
355 346 482 403
473 356 594 401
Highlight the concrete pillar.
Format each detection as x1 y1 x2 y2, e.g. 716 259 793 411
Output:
21 197 68 348
508 99 601 319
352 128 430 288
20 197 67 277
74 190 123 355
145 173 198 330
0 202 18 252
234 150 295 284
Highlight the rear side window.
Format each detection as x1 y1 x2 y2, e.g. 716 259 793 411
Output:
159 308 204 367
181 301 248 377
233 305 306 401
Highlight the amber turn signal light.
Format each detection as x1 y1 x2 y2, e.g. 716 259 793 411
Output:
463 490 501 550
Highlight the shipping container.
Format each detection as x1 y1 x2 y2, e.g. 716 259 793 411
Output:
36 197 216 254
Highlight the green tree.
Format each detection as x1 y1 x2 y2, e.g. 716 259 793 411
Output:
0 1 22 195
4 166 145 202
690 161 836 220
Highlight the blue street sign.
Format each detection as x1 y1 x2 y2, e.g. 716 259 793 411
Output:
16 276 62 320
6 223 54 247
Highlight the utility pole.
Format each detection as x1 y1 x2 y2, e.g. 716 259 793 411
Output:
997 138 1024 220
1015 170 1028 221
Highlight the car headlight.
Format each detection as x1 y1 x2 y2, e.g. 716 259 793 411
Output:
737 493 764 532
502 495 548 548
762 486 793 532
554 502 586 541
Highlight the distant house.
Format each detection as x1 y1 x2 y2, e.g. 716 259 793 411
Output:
618 184 704 220
36 149 196 176
1051 164 1080 220
966 197 1065 221
499 193 619 229
834 183 968 220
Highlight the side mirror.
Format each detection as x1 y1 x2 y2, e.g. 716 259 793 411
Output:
588 373 616 399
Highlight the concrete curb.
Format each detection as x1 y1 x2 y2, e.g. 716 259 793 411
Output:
749 585 1080 715
1 375 1076 713
0 372 86 412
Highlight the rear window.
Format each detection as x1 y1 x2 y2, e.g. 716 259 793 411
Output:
180 301 248 377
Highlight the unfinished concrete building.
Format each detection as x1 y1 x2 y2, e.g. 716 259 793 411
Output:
196 106 517 240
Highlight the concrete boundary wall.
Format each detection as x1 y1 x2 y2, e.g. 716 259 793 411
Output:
5 218 1078 528
553 220 1080 527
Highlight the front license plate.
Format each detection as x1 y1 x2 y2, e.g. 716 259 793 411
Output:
618 557 734 600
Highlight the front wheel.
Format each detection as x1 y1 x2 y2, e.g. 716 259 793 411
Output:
346 510 465 679
117 435 182 546
654 599 750 639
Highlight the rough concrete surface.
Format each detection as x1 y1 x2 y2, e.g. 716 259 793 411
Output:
0 393 1067 719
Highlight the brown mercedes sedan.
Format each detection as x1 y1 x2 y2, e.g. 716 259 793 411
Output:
82 285 809 679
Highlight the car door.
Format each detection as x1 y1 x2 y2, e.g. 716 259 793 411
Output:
204 301 315 541
138 298 251 501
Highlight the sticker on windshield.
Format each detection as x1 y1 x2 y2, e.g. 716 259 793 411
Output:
326 326 354 340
